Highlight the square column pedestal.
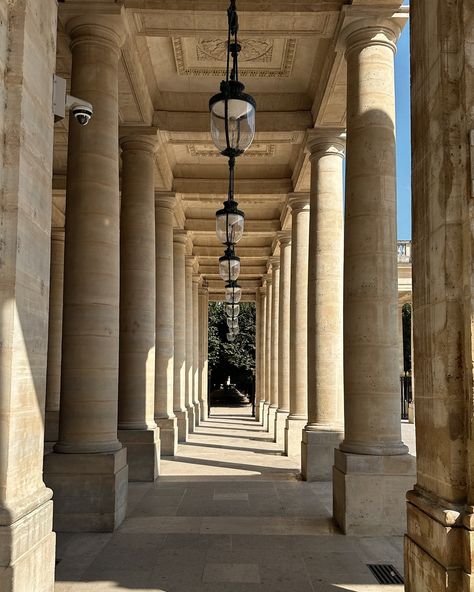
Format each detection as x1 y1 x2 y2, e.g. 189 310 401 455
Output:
200 401 208 423
118 428 160 481
156 417 178 456
43 448 128 532
0 498 56 591
256 400 265 424
333 448 416 535
284 417 306 457
274 411 289 445
194 402 201 426
302 429 344 481
175 410 189 442
267 406 277 437
187 406 196 434
262 402 270 430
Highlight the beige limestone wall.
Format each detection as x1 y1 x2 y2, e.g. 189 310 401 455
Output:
405 1 474 589
0 1 57 589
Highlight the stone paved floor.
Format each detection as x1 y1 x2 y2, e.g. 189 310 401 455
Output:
55 407 416 592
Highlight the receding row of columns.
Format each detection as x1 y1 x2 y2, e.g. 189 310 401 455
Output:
255 16 415 536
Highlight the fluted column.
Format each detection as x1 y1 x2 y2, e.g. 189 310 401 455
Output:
275 232 291 445
44 17 128 532
301 132 345 481
185 255 196 431
256 285 267 424
267 257 280 437
199 285 209 420
117 136 160 481
173 230 189 441
333 18 415 535
0 0 57 586
263 275 272 431
45 228 65 443
155 193 178 455
285 194 310 456
192 273 201 425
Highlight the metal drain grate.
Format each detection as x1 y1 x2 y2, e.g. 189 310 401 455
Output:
367 564 404 585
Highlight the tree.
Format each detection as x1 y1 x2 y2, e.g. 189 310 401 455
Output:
208 301 256 392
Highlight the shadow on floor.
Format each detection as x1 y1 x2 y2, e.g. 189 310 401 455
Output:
180 441 285 455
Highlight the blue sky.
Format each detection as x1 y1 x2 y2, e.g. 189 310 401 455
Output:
395 4 411 239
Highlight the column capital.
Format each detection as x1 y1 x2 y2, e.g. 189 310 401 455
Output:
263 273 272 286
287 193 310 213
276 230 292 247
269 256 280 270
342 18 404 56
66 15 126 56
155 192 177 211
199 285 209 296
185 255 197 269
306 129 346 161
259 286 267 296
120 135 158 154
192 273 202 285
173 228 189 246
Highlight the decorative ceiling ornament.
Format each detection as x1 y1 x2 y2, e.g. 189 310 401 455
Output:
197 38 273 63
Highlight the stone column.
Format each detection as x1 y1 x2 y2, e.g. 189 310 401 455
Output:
155 193 178 456
285 194 310 456
199 285 209 421
267 257 280 437
0 0 57 586
117 135 160 482
44 16 129 532
257 285 267 424
301 133 345 481
275 232 291 445
173 230 188 441
185 256 196 431
45 228 65 443
192 273 201 425
333 17 415 535
405 2 472 587
263 276 272 431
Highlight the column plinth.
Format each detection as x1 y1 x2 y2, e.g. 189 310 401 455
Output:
284 194 310 457
155 193 178 455
173 231 189 441
44 19 128 531
333 19 415 535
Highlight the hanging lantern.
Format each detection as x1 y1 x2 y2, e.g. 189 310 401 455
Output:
227 332 236 342
227 317 238 329
225 281 242 304
219 248 240 282
226 304 240 318
216 198 245 245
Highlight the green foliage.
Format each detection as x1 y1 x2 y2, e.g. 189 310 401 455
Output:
208 301 256 391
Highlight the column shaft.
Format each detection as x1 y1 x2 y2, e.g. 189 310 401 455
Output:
257 286 267 423
185 257 196 430
199 286 209 420
155 193 178 455
45 228 65 442
267 259 280 436
263 278 272 431
117 136 159 481
285 194 310 456
192 274 201 425
275 233 291 444
173 231 188 441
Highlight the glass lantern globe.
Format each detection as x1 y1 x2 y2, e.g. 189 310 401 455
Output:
216 200 244 245
232 325 240 335
219 250 240 282
209 81 256 157
225 282 242 304
227 332 236 342
227 317 238 329
226 304 240 318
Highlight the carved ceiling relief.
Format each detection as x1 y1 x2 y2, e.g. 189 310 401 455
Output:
172 37 297 78
187 144 277 158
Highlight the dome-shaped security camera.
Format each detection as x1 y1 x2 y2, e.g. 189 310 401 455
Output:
71 104 93 126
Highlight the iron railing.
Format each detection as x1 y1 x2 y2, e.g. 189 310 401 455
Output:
400 373 412 420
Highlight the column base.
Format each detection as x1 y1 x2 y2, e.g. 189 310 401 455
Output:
118 428 160 481
43 448 128 532
156 417 178 456
255 400 264 423
267 406 277 437
408 402 415 424
284 417 306 456
44 410 59 443
262 402 270 431
199 400 208 422
302 428 343 481
175 409 188 442
0 496 55 592
194 402 201 426
333 448 416 535
274 410 288 445
404 488 467 591
187 405 195 433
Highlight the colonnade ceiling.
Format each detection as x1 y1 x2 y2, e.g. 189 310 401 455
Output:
52 0 407 299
